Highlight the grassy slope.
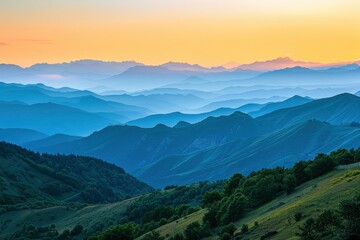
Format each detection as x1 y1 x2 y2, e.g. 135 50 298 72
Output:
0 197 139 238
145 168 360 239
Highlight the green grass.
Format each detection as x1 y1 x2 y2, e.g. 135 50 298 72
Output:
144 168 360 239
136 209 207 240
0 197 138 239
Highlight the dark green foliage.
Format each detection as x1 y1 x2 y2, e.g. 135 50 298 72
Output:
223 174 244 196
184 221 210 240
297 218 317 240
305 154 336 178
294 212 303 222
70 224 83 236
169 233 185 240
242 168 284 206
143 231 165 240
127 181 223 223
293 161 311 184
203 191 248 227
11 224 59 240
0 142 153 209
201 190 222 207
260 231 278 240
202 149 360 229
315 210 342 237
218 192 248 224
164 185 178 190
142 206 176 224
98 222 138 240
295 193 360 239
283 174 297 194
240 224 248 234
339 193 360 239
219 223 236 240
57 229 71 240
220 224 236 235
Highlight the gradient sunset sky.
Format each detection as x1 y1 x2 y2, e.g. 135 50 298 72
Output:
1 0 360 67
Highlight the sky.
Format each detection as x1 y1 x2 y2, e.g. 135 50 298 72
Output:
1 0 360 67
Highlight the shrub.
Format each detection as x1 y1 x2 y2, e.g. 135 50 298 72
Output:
294 212 303 222
260 230 278 240
70 224 83 236
184 222 210 240
240 224 248 234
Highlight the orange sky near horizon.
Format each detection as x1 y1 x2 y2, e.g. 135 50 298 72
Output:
1 0 360 67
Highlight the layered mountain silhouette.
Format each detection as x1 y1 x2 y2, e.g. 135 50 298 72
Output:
31 112 263 173
0 128 47 145
0 101 115 135
26 93 360 187
140 120 360 187
127 95 312 127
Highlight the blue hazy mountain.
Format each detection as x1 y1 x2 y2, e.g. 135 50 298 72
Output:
104 66 189 91
23 133 81 151
0 60 142 79
29 93 360 182
127 95 312 127
0 101 115 135
0 128 47 145
214 86 351 101
196 96 286 112
160 62 226 72
247 66 360 86
33 112 263 173
131 88 219 100
27 60 142 76
0 82 151 122
101 93 207 113
258 93 360 130
126 108 241 128
248 95 313 117
140 120 360 187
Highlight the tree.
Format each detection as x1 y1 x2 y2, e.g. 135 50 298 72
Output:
294 212 302 222
305 155 335 178
219 192 248 224
283 174 297 194
339 193 360 239
241 224 248 234
315 210 342 237
202 190 222 207
224 174 244 196
203 204 219 227
296 218 317 240
293 161 310 184
220 224 236 236
98 222 138 240
184 222 209 240
70 224 83 236
143 231 165 240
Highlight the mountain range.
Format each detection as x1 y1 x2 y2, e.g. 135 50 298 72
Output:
140 120 360 187
1 58 359 92
127 95 312 127
22 93 360 187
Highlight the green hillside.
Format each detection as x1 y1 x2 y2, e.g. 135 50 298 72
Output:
143 168 360 240
0 142 153 210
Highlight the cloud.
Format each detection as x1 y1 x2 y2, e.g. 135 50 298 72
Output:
0 42 8 46
38 74 67 80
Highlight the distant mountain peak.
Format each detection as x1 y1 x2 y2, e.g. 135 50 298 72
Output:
237 57 321 71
